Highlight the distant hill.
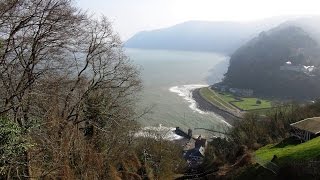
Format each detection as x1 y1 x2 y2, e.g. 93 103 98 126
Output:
125 19 289 54
223 24 320 99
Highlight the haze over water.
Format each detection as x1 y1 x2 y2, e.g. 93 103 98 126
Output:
125 48 230 137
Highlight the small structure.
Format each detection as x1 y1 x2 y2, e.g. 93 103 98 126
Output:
195 135 207 149
290 117 320 141
175 127 192 139
187 129 193 138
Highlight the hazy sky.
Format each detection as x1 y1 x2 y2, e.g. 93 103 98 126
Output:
77 0 320 40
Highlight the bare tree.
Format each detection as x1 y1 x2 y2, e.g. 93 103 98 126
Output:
0 0 84 126
0 0 143 179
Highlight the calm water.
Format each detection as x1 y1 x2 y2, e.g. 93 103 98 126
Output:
125 48 230 137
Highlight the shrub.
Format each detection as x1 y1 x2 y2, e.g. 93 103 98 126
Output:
0 117 30 177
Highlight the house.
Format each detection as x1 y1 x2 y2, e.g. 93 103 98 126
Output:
183 135 207 167
212 83 228 92
184 146 205 159
280 61 315 74
290 117 320 141
229 88 253 97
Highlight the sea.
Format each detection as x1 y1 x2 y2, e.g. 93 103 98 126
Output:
125 48 230 140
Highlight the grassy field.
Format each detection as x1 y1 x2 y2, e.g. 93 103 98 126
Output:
199 87 272 111
255 137 320 163
236 137 320 179
199 87 238 111
231 98 271 111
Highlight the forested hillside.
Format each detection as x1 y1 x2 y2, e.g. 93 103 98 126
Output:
223 25 320 99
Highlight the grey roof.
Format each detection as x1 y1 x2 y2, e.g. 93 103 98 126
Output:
290 117 320 134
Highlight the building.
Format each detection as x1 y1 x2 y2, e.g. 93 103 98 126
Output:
212 83 228 92
229 88 253 97
290 117 320 141
280 61 315 74
183 135 207 167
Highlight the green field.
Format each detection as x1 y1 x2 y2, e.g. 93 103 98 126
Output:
255 137 320 163
231 98 271 111
199 87 238 111
199 87 272 111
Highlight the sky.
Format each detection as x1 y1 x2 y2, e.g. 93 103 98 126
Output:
76 0 320 41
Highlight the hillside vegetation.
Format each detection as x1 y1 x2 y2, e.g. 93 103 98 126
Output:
236 137 320 179
256 137 320 163
198 101 320 179
0 1 185 179
223 25 320 99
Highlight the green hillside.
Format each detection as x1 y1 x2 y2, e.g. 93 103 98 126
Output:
236 137 320 179
255 137 320 163
199 87 272 111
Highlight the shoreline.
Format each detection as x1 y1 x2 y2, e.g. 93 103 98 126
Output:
192 88 242 126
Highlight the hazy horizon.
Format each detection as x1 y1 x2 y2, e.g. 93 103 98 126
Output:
77 0 320 40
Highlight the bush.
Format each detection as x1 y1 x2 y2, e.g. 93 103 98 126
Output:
229 113 270 149
133 137 186 179
0 117 30 177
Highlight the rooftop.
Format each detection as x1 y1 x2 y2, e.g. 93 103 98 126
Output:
290 117 320 134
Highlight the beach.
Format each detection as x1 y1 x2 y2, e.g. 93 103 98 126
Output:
192 88 241 125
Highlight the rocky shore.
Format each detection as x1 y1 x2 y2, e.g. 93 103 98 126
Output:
192 88 242 125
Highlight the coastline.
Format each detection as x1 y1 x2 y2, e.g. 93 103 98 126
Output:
192 88 242 125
